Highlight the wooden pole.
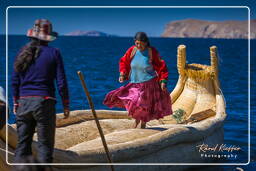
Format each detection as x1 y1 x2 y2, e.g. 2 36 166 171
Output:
77 71 114 171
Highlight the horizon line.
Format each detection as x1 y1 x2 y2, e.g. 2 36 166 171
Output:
1 34 254 40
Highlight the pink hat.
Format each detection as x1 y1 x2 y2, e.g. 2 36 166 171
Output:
26 19 58 41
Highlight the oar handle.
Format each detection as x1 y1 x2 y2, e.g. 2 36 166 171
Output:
77 71 95 113
77 71 114 171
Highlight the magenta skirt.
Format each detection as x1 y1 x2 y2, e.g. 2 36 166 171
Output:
103 78 172 122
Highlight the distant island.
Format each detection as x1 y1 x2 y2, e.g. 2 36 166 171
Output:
161 19 256 39
64 30 117 37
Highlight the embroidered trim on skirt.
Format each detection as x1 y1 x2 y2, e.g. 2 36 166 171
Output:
103 78 172 122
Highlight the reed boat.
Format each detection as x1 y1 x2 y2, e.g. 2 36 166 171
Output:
0 45 226 171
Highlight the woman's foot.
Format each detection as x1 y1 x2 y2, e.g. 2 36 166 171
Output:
141 121 146 129
133 120 140 128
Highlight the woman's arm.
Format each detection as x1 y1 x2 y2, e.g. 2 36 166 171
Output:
119 46 135 80
11 70 20 114
55 49 70 118
151 47 168 83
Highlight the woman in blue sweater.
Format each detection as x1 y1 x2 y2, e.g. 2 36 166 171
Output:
11 19 69 163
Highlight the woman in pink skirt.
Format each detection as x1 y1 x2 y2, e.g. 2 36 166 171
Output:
104 32 172 128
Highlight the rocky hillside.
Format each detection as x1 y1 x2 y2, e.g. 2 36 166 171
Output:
65 30 116 37
161 19 256 39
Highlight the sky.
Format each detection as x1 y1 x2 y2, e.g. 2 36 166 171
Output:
6 7 249 37
0 0 255 37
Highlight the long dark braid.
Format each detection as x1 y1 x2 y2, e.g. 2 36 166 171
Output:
14 38 47 72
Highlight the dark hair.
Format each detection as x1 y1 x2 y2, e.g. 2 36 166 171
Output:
134 32 150 46
14 38 48 73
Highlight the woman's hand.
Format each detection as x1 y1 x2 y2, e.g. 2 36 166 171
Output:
161 82 167 91
119 75 125 83
63 108 70 119
13 104 18 114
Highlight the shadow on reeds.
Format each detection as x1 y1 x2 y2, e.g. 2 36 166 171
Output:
147 127 168 131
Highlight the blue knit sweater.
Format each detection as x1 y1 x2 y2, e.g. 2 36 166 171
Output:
11 45 69 108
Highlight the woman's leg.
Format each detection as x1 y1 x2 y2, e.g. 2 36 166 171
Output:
141 121 146 129
133 119 140 128
14 99 36 162
33 99 56 163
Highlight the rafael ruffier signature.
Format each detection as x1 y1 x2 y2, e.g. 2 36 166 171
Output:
196 143 241 153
